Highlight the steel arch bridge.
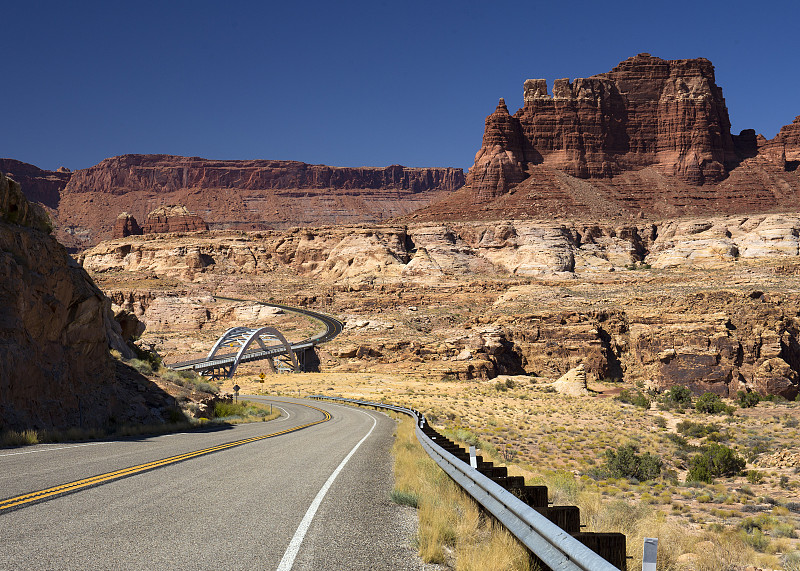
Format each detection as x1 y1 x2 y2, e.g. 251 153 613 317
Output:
168 298 343 379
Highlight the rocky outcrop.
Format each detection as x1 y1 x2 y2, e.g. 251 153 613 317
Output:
0 171 53 233
760 115 800 168
112 212 143 239
80 217 800 398
52 154 465 248
466 54 737 196
78 214 800 281
415 54 800 223
0 159 70 209
550 364 591 396
0 171 173 431
140 205 208 234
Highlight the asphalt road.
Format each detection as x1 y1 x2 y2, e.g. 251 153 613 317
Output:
0 398 423 570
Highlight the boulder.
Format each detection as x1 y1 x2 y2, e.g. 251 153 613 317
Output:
550 364 590 396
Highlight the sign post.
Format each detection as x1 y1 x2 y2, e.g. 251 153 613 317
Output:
233 384 240 403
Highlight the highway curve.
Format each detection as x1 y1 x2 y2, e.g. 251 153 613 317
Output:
213 295 344 345
0 398 422 570
169 296 344 371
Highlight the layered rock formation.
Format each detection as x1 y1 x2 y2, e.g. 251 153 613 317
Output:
0 171 173 431
140 205 208 234
412 54 800 222
112 212 142 239
79 217 800 398
468 54 737 194
49 155 464 248
0 159 70 209
111 206 208 238
78 214 800 280
760 115 800 167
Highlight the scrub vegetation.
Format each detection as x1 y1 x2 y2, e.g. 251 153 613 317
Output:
239 372 800 569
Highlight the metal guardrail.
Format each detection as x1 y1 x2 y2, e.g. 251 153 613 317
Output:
309 395 622 571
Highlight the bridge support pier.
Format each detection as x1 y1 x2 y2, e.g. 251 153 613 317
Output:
295 347 320 373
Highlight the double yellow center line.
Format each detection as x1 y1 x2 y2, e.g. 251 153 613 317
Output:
1 403 331 513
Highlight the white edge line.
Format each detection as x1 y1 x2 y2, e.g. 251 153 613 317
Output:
276 408 377 571
0 441 110 457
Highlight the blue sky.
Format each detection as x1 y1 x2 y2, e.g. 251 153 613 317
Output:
3 0 799 172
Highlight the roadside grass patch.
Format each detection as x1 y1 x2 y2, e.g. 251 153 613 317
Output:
390 490 420 508
390 414 532 570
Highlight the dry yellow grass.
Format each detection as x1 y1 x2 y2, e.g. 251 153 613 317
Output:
234 372 799 569
391 414 533 570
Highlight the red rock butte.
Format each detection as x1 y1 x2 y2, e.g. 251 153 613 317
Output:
408 54 800 222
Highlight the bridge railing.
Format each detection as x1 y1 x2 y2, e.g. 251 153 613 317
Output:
309 394 625 571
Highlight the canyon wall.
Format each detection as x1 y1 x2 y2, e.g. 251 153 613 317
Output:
53 155 465 249
0 171 172 431
79 216 800 398
78 215 800 280
0 159 70 209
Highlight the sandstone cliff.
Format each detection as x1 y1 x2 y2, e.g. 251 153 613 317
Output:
413 54 800 222
52 155 464 248
78 215 800 281
79 218 800 399
0 159 70 209
0 171 173 432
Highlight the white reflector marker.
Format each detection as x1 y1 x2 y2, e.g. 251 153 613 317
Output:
643 537 658 571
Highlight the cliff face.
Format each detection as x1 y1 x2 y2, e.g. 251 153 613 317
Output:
468 54 737 196
0 159 70 209
53 155 465 248
451 54 800 220
0 171 170 431
81 219 800 399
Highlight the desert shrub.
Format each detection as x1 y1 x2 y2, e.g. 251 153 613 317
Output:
132 343 163 370
159 368 185 385
740 528 771 552
773 522 797 538
660 385 692 409
665 432 690 449
737 390 761 408
746 470 764 484
653 416 667 429
196 381 219 395
1 429 40 447
616 389 650 408
128 358 153 375
167 407 188 423
744 438 771 462
677 420 719 438
739 514 777 533
686 443 746 483
695 392 734 414
494 381 508 392
602 444 662 481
